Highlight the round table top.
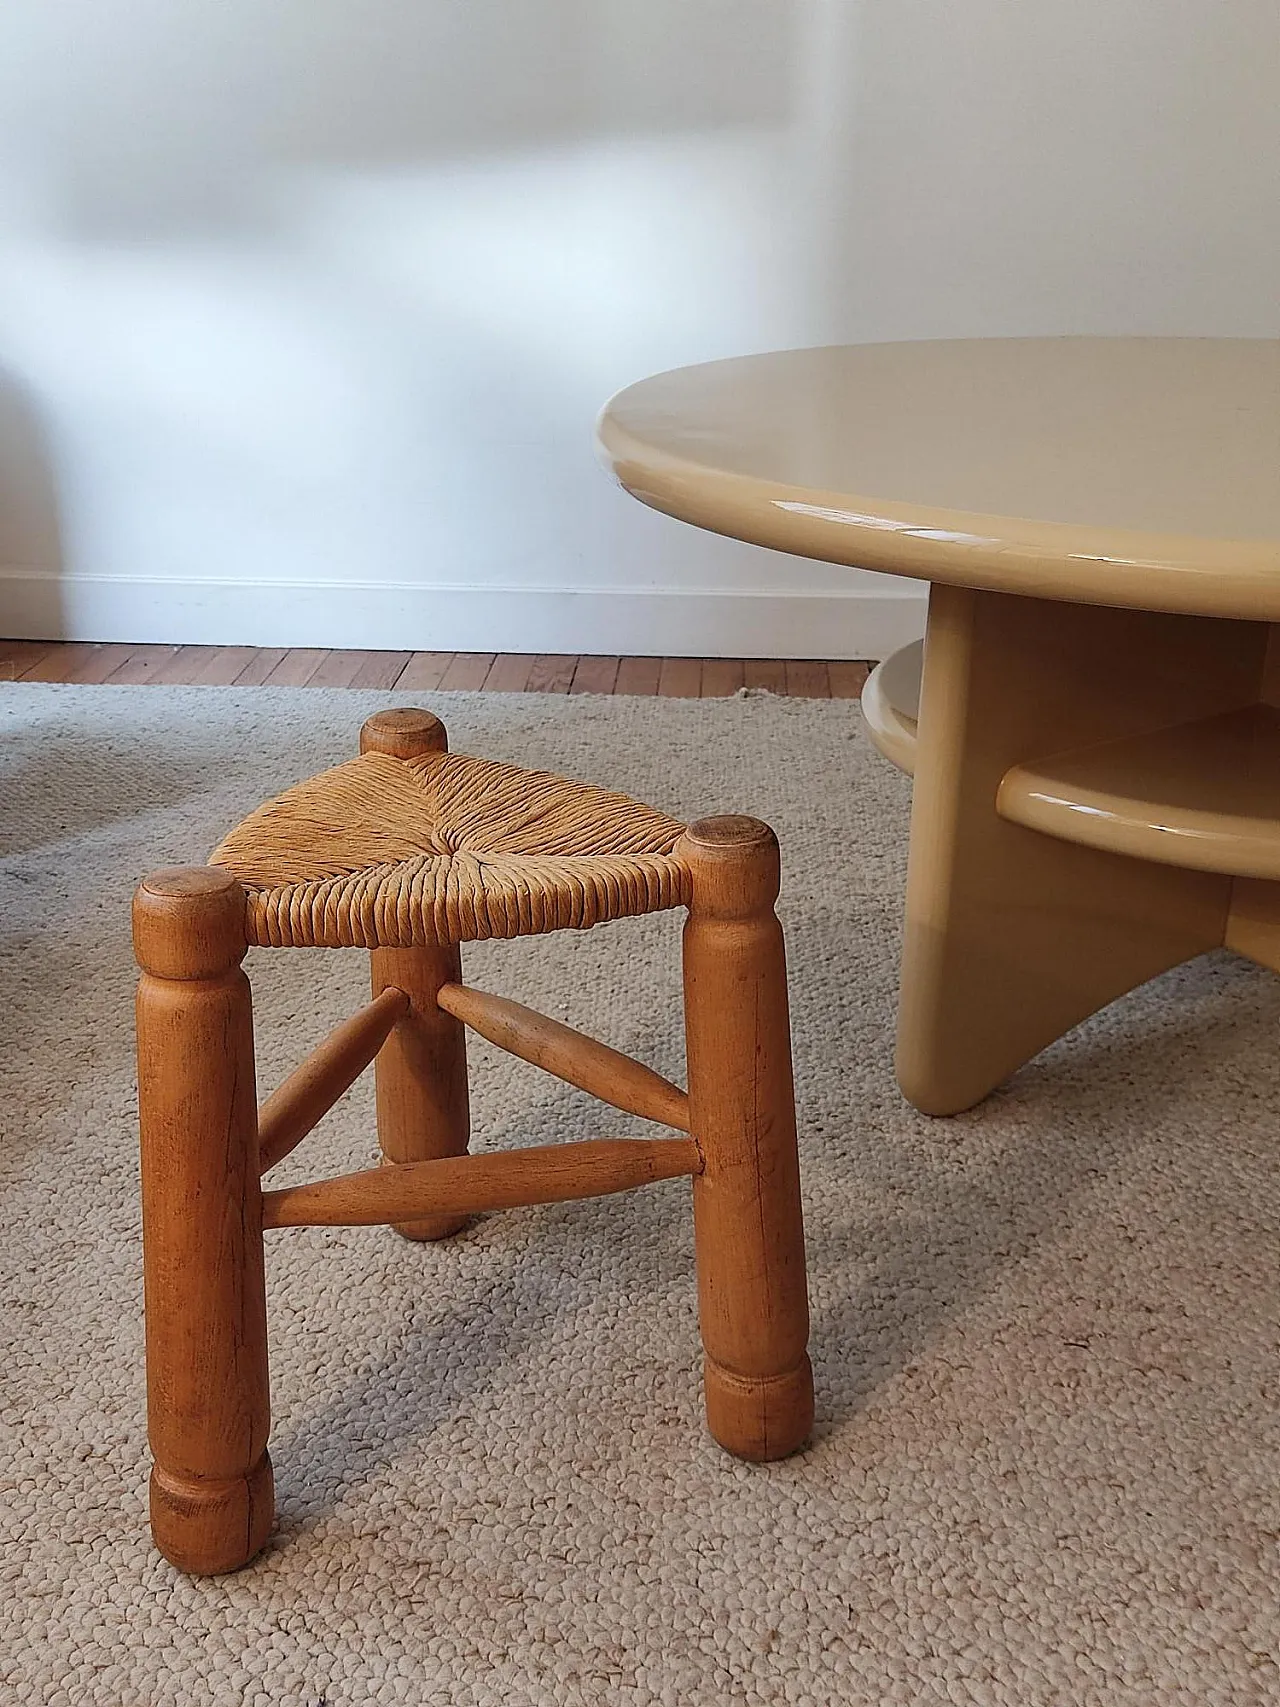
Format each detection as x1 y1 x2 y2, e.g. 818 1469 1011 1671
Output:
597 338 1280 621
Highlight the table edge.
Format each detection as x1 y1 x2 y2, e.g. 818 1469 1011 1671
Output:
596 396 1280 623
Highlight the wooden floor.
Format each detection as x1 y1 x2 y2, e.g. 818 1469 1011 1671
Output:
0 642 872 698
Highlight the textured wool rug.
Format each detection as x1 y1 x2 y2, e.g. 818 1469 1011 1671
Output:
2 683 1278 1707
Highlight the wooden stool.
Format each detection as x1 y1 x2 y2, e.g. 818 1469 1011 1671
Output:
134 708 812 1574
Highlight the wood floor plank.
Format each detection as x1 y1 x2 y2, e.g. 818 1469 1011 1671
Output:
396 652 455 692
262 648 330 687
614 656 661 696
233 648 289 686
0 641 875 701
0 637 53 659
658 657 703 698
526 655 577 693
0 640 56 680
700 658 744 697
482 654 534 692
828 660 871 699
742 659 788 694
19 642 101 682
149 645 227 685
107 645 183 685
784 659 831 698
312 647 415 691
350 651 413 690
569 655 620 695
307 649 373 689
187 646 260 685
439 652 495 691
66 643 137 683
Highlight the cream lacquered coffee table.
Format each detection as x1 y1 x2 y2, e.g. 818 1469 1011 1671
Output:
597 338 1280 1114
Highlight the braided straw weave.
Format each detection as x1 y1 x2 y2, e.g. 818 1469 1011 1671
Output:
210 751 692 948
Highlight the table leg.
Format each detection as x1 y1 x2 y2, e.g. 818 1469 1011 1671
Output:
896 585 1266 1115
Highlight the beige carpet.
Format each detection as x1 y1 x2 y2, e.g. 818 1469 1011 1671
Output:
2 683 1277 1706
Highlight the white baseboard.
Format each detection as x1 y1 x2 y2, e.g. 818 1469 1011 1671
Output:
0 569 928 660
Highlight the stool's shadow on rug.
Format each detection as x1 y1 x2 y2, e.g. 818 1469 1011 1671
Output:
260 1019 701 1539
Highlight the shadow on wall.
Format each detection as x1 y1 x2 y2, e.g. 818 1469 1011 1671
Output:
0 363 61 642
0 1 859 650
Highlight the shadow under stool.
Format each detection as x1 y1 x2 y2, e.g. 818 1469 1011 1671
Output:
133 707 813 1573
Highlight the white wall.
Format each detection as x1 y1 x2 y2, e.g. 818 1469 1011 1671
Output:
809 1 1280 342
0 1 1275 656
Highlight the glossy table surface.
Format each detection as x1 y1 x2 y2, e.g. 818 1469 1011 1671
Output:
597 338 1280 621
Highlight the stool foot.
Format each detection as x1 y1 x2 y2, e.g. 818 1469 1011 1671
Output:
703 1355 814 1462
681 816 813 1462
150 1455 275 1575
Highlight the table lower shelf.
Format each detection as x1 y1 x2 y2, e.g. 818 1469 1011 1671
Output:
861 641 922 775
997 703 1280 880
863 639 1280 882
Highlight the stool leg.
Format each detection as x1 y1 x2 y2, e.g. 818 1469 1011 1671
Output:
681 816 813 1461
361 707 471 1241
134 868 273 1573
370 944 471 1240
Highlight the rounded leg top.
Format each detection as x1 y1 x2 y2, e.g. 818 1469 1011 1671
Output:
681 815 781 919
360 708 449 760
133 867 247 980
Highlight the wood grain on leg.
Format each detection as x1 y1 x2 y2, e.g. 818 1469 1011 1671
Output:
257 986 410 1174
264 1137 699 1228
436 982 690 1131
360 709 471 1238
681 815 812 1461
134 867 273 1574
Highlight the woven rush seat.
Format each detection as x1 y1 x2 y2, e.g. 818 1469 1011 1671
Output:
212 746 691 948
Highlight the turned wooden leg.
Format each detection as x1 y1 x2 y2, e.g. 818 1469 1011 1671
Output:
681 815 813 1461
134 867 272 1574
361 708 471 1241
897 585 1261 1115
